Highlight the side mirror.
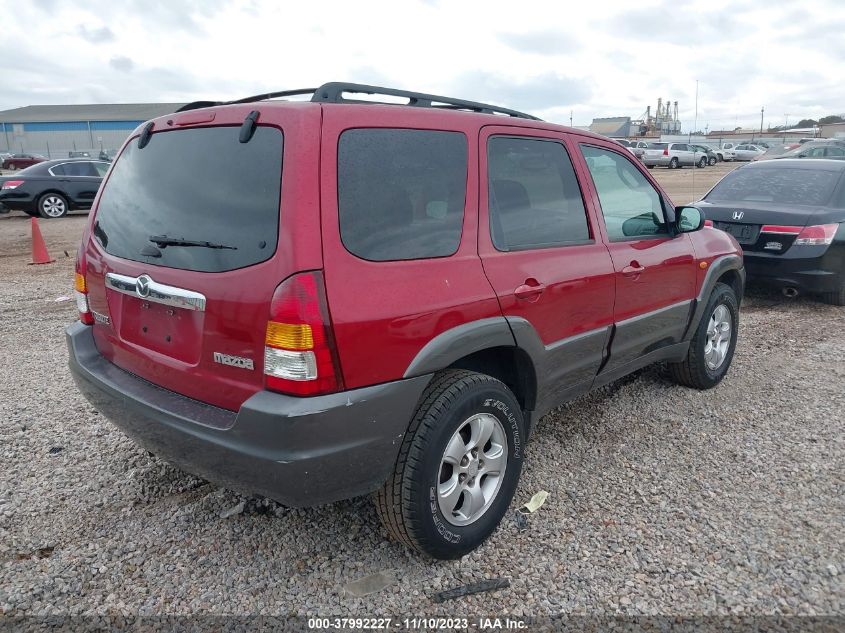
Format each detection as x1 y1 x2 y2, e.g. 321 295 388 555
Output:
676 206 705 233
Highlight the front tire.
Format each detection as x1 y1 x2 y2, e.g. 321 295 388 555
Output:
38 193 68 218
7 163 16 170
697 157 707 168
375 370 525 559
668 282 739 389
708 156 717 166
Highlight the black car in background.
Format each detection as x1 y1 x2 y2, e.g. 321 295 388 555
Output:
0 158 109 218
697 159 845 305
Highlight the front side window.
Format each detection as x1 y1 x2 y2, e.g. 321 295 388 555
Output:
580 145 668 240
337 129 467 262
487 136 590 251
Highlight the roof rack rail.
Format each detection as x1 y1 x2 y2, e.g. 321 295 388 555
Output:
310 82 541 120
176 82 541 120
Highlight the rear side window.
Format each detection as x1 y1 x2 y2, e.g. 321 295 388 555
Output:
338 129 467 261
487 136 590 251
648 143 668 150
64 162 98 177
705 167 841 206
93 126 283 273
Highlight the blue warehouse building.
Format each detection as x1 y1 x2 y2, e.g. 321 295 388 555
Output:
0 103 184 158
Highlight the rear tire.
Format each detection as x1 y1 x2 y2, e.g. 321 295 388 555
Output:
668 282 739 390
820 283 845 306
38 193 68 218
669 157 679 169
375 369 525 559
8 163 16 170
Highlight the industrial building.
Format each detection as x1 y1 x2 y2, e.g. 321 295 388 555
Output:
0 103 183 158
590 97 682 138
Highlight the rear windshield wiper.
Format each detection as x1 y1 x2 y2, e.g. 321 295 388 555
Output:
149 235 237 250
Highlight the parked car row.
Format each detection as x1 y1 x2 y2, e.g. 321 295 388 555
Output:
1 150 118 172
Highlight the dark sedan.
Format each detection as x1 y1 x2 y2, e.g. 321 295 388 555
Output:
0 158 109 218
2 153 47 170
697 159 845 305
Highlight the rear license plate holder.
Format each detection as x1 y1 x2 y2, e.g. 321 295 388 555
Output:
714 222 758 244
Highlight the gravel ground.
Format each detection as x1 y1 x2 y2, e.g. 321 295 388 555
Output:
0 209 843 619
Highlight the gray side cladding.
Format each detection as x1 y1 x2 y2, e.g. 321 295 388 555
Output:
403 317 515 378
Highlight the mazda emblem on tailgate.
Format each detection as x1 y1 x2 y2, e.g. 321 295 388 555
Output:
136 274 152 298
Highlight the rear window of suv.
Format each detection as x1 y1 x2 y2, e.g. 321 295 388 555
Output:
338 129 467 261
93 125 283 273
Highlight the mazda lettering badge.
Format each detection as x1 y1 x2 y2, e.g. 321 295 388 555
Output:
732 211 744 221
136 274 152 298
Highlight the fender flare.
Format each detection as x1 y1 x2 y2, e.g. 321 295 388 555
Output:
403 317 516 378
683 253 745 341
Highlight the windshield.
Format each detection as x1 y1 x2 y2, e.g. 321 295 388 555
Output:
706 167 841 206
93 125 283 272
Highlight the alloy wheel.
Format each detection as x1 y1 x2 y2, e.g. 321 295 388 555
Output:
437 413 508 526
41 196 66 218
704 304 732 370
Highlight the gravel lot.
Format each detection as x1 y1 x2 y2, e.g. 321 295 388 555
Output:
1 166 843 619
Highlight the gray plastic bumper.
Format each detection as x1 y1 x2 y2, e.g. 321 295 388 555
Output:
66 322 431 507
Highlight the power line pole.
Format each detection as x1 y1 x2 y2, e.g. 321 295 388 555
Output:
569 110 573 128
760 107 764 135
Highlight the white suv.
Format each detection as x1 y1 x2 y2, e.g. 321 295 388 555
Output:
642 142 696 169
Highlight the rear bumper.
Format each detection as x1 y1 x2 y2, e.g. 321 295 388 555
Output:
0 192 36 213
743 245 844 293
67 322 432 507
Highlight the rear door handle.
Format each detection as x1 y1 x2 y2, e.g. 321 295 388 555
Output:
514 279 546 301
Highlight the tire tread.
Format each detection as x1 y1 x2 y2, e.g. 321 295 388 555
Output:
374 369 502 555
668 282 737 389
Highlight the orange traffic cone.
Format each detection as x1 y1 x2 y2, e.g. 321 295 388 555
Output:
29 217 55 265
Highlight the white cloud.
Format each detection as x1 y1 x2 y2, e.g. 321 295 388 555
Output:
1 0 842 129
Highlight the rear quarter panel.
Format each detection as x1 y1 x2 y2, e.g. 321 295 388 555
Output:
319 105 503 389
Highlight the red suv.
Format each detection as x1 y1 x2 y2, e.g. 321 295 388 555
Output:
67 83 744 559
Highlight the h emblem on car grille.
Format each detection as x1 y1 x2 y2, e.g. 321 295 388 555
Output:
732 211 744 221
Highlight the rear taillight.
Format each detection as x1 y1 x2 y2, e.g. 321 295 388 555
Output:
1 180 24 190
74 252 94 325
263 271 344 397
760 225 802 235
794 223 838 246
663 148 669 156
